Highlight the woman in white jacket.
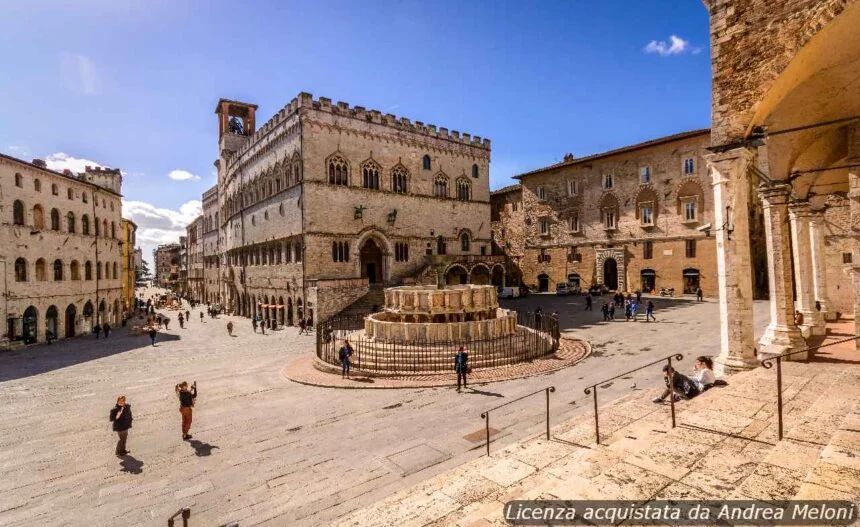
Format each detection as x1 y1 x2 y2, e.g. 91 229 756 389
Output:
692 356 716 393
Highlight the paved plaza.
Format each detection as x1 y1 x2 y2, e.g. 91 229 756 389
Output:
0 291 770 526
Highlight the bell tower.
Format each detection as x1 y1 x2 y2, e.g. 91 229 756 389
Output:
215 99 258 159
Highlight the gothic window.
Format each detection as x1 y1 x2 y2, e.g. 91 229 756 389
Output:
603 174 614 189
85 261 92 280
15 173 22 187
32 205 44 230
94 216 100 236
361 160 381 190
67 212 76 233
433 174 449 198
70 260 80 281
14 257 27 282
472 164 479 178
391 166 408 194
332 241 349 262
50 209 60 230
328 154 349 186
35 259 46 281
13 200 24 225
102 219 108 237
460 232 471 252
422 155 431 170
456 178 471 201
394 242 409 262
53 259 63 281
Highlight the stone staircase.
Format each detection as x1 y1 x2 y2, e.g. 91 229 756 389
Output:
333 348 860 526
337 286 386 318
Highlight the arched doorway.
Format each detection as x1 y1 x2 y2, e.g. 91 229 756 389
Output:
83 301 94 333
46 305 58 340
537 273 550 293
470 265 490 285
278 296 285 326
360 239 383 284
22 306 37 344
98 300 106 325
113 299 120 324
65 304 76 338
603 259 618 290
491 265 505 287
641 269 656 293
445 265 468 285
683 268 700 295
287 298 294 325
567 273 581 291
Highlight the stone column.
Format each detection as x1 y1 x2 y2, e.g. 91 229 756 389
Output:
789 202 825 336
704 147 758 375
848 125 860 349
809 211 835 322
757 184 807 356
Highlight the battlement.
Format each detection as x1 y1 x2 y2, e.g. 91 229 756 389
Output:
231 92 491 167
202 185 219 201
83 165 122 176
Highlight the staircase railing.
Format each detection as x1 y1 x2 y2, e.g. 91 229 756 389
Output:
584 353 684 444
761 334 860 440
479 386 555 456
167 507 190 527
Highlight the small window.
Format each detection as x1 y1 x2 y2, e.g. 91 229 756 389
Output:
567 249 581 263
539 218 549 235
471 164 479 178
110 202 114 211
686 239 697 258
34 179 41 192
54 259 64 281
569 215 579 233
264 211 269 221
843 253 853 264
13 200 24 225
640 203 654 226
537 186 546 201
14 258 27 282
604 210 616 229
14 173 23 188
603 174 613 189
395 242 409 262
511 201 518 212
331 241 349 262
568 180 578 196
684 158 696 175
460 232 471 252
643 241 653 260
97 262 102 280
251 215 255 226
52 184 58 196
85 261 92 280
82 215 90 235
639 166 651 184
422 155 431 170
51 209 60 230
683 200 698 222
82 192 88 204
538 249 551 263
67 188 74 200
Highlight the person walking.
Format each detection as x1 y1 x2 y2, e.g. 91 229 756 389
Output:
636 290 642 304
178 313 185 329
103 322 111 338
624 301 632 322
109 395 133 456
630 301 638 322
696 287 703 302
175 381 197 440
646 300 656 322
339 340 353 378
148 326 157 346
185 310 190 322
252 317 258 333
200 311 204 323
298 318 307 335
601 302 610 321
454 346 469 392
585 293 593 311
608 303 616 321
163 316 170 330
260 318 266 335
227 320 234 336
307 314 314 331
93 323 102 339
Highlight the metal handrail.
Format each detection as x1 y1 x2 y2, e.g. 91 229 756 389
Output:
167 507 190 527
584 353 684 444
761 334 860 440
480 386 555 456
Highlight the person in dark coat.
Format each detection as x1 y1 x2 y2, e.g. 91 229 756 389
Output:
148 327 157 346
109 395 133 456
653 365 697 403
93 324 102 339
454 347 469 392
103 323 111 338
252 317 258 333
339 340 353 378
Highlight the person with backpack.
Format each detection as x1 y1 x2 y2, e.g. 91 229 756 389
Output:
339 340 353 378
454 346 469 392
109 395 133 456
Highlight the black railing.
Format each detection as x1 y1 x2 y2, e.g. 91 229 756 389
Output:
480 386 555 456
315 311 558 374
167 507 190 527
584 353 684 444
761 334 860 440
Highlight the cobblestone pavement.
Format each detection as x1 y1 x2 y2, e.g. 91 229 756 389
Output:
0 290 770 526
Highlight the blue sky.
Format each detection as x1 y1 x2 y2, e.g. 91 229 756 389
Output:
0 0 711 263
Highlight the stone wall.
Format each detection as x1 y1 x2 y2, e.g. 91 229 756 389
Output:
707 0 854 145
822 199 856 315
490 186 524 258
308 277 369 323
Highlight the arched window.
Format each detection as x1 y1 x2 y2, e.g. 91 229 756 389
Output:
67 188 73 200
35 258 46 281
82 192 88 204
70 260 81 280
14 173 23 187
422 155 431 170
34 179 41 192
97 262 102 280
53 259 63 281
635 187 659 227
102 219 107 237
391 165 408 194
328 154 349 186
51 184 58 196
112 262 118 279
14 257 27 282
110 222 115 239
94 217 99 236
599 193 620 230
82 215 90 235
50 209 60 230
456 178 471 201
361 160 380 190
433 174 449 198
85 261 92 280
67 212 76 233
472 164 479 178
33 205 44 230
13 200 24 225
460 232 471 252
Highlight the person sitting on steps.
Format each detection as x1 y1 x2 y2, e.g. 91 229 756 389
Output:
653 364 697 403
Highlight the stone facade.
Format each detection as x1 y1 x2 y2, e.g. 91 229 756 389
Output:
0 155 124 347
211 93 491 323
186 216 203 303
120 219 137 313
153 243 180 289
513 130 722 296
201 185 221 304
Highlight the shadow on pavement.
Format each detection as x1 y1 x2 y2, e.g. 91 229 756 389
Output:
188 439 219 457
466 388 504 397
119 455 144 474
0 332 181 383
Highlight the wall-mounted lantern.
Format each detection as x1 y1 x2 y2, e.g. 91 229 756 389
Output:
387 209 398 225
354 206 365 220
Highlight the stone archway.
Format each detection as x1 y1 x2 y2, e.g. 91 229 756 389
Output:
470 264 491 285
65 304 76 338
360 239 384 284
603 259 619 291
595 248 626 292
491 265 505 287
445 264 469 285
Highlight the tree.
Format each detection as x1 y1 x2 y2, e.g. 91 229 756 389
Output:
136 260 152 282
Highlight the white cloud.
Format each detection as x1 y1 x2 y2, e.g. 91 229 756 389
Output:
644 35 690 56
168 169 201 182
122 199 202 267
44 152 108 173
61 53 100 95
